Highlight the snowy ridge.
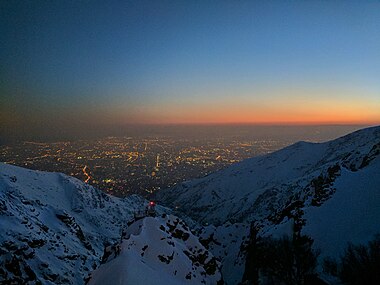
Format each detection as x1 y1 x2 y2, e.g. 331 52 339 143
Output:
158 126 380 283
0 163 147 284
1 126 380 285
158 126 380 226
89 214 223 285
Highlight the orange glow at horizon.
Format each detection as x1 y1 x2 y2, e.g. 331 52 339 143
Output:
6 89 379 128
120 96 380 126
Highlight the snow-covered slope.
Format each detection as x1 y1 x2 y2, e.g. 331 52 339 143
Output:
302 155 380 259
158 126 380 283
2 126 380 285
0 163 147 284
197 222 250 285
89 214 223 285
158 126 380 227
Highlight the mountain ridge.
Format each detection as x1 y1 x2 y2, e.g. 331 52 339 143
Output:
1 125 380 284
157 125 380 284
0 163 148 284
157 125 380 226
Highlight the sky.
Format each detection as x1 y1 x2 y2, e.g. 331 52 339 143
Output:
1 0 380 140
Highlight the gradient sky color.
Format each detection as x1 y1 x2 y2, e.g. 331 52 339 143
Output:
1 0 380 139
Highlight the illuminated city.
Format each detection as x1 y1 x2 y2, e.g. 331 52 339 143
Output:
0 136 291 197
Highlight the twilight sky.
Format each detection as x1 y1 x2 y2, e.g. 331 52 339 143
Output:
1 0 380 139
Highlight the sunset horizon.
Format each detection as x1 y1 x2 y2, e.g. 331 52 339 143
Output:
1 2 380 284
1 1 380 141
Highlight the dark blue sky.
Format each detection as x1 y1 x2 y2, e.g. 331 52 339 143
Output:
1 0 380 139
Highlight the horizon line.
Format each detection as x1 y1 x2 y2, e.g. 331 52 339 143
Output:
113 122 378 127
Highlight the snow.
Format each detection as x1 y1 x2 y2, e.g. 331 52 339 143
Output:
89 215 223 285
302 156 380 259
199 223 250 285
0 159 224 285
0 163 148 284
158 125 380 283
158 126 380 226
2 125 380 285
158 140 328 225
